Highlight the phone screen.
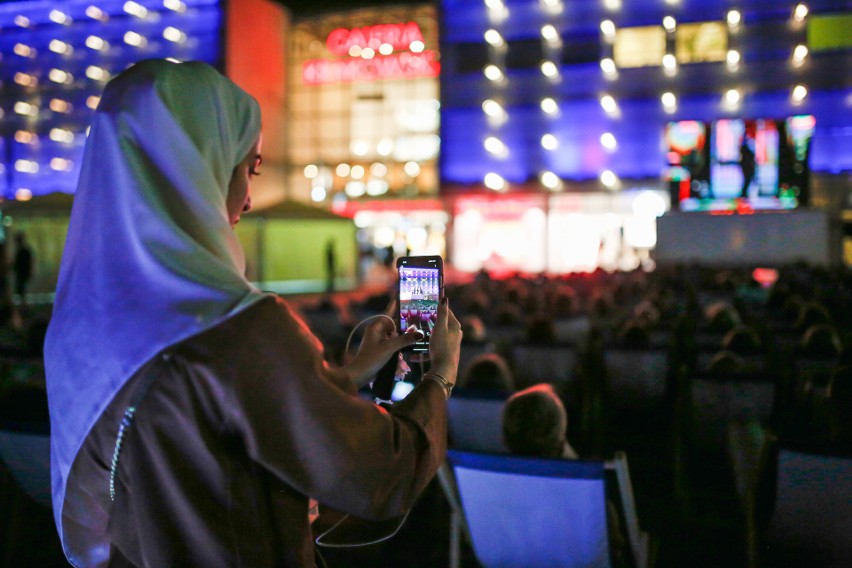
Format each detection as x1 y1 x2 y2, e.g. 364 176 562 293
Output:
397 256 442 353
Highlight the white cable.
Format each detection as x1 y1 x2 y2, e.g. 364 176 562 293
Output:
315 312 414 550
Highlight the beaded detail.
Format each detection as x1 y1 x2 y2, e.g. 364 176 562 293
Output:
109 405 137 501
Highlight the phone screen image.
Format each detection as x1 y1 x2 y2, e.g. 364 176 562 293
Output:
398 258 442 353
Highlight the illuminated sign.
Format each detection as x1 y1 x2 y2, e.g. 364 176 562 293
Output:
303 22 439 85
326 22 425 56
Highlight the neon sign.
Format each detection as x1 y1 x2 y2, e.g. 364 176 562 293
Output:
326 22 425 56
302 22 439 85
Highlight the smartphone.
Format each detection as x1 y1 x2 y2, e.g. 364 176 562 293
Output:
396 255 443 353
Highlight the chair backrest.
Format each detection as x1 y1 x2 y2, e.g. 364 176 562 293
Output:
0 429 52 508
447 450 611 568
603 349 668 413
690 373 776 451
764 449 852 567
447 390 509 454
509 343 578 390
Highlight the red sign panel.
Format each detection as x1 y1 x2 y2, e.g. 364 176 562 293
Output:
303 50 439 85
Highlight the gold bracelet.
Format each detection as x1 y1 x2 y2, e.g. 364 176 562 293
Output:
424 372 453 399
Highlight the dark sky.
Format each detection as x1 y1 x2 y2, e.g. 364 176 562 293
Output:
275 0 427 18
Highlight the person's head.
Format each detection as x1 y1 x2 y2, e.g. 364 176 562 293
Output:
618 320 651 349
502 384 568 459
800 324 843 358
704 301 740 333
459 353 514 392
459 315 487 343
526 315 557 344
226 136 262 227
722 325 762 356
95 59 261 234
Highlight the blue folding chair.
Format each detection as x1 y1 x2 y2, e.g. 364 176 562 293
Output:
444 450 649 568
763 449 852 568
446 389 509 454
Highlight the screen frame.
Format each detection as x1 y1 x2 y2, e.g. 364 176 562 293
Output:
396 255 443 353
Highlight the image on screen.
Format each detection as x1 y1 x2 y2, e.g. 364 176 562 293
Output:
399 266 440 343
664 120 709 203
671 115 812 212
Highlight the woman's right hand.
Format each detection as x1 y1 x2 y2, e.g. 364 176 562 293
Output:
428 297 462 385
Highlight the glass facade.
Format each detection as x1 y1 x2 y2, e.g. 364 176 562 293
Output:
286 5 440 205
0 0 222 200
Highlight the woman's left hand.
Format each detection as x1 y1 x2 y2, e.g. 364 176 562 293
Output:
345 300 420 388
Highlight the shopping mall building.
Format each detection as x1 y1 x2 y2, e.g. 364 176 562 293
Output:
0 0 849 292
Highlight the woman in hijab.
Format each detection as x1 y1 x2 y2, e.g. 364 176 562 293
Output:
45 59 461 568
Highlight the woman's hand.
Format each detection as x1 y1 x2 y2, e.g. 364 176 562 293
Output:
428 298 463 386
344 301 420 388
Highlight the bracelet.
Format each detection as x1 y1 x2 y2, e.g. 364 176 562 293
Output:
424 372 453 399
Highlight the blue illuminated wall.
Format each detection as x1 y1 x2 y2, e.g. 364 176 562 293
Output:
0 0 222 199
440 0 852 189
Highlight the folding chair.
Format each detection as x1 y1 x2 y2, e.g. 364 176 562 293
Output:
763 449 852 568
446 389 509 454
444 450 649 568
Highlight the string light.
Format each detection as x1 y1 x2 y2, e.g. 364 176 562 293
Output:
541 134 558 150
793 3 808 22
304 164 319 178
14 131 37 144
792 85 808 103
50 99 72 113
51 158 74 171
600 170 618 188
14 15 30 27
726 49 741 69
49 10 71 24
163 0 187 13
123 1 148 18
87 96 101 109
14 102 38 117
541 24 559 43
792 44 808 66
15 189 34 202
600 57 617 76
484 65 504 81
14 73 37 87
379 43 393 55
540 171 561 190
540 97 559 115
484 137 508 156
336 163 351 177
600 19 616 41
124 32 147 47
661 91 677 112
15 160 39 174
484 173 507 191
86 66 110 81
361 47 375 59
600 132 617 151
13 43 35 57
727 10 741 27
50 128 76 144
86 6 107 20
49 40 73 55
49 69 73 84
724 88 742 108
600 94 618 114
86 36 108 51
482 99 507 119
484 29 505 47
540 61 559 78
662 53 677 73
163 27 186 43
663 16 676 32
351 165 365 180
404 161 421 177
